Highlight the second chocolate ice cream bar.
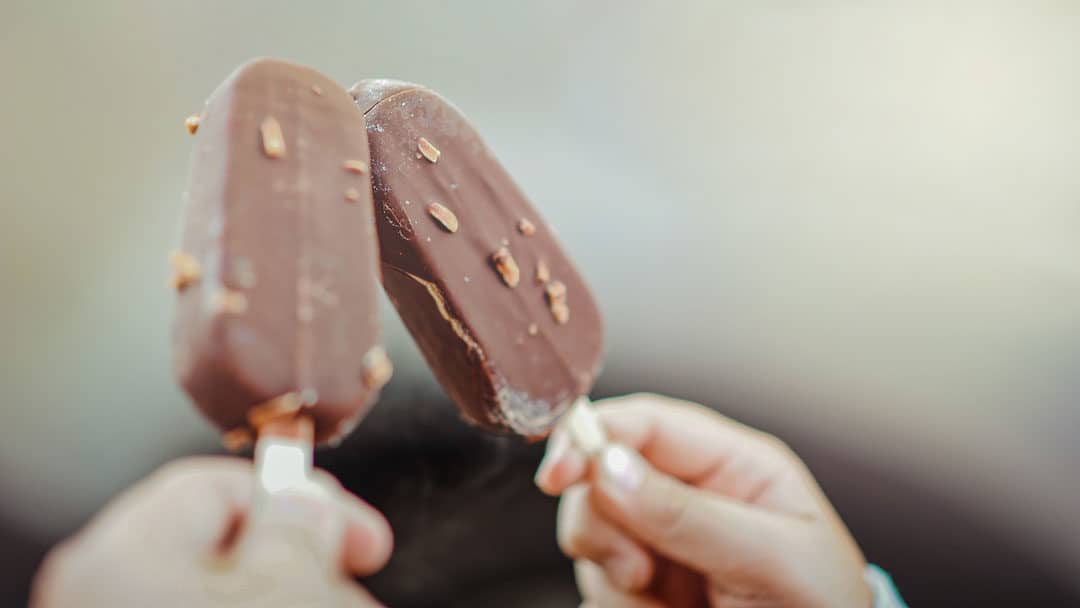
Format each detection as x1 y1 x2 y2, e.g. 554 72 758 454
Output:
351 80 604 436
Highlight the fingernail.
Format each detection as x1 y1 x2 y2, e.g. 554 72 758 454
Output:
600 444 643 496
534 430 570 487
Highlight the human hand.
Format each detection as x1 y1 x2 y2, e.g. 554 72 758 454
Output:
535 394 871 608
32 457 392 607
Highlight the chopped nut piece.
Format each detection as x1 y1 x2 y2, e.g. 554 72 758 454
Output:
362 346 393 389
311 84 323 95
527 323 539 336
517 218 536 236
491 247 521 287
260 116 286 158
221 427 253 451
427 202 459 232
215 289 248 315
247 392 303 429
169 250 201 291
417 137 440 163
343 159 369 174
344 188 361 202
185 114 201 135
535 260 550 284
545 280 567 304
545 280 569 324
551 302 570 324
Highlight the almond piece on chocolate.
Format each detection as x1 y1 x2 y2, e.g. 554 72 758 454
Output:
343 159 368 174
417 137 440 163
551 302 570 324
260 116 286 158
517 218 536 236
362 346 393 389
491 247 521 287
427 202 459 233
247 392 303 429
221 427 253 451
535 260 550 284
545 279 569 323
185 114 201 135
169 250 201 291
544 280 567 305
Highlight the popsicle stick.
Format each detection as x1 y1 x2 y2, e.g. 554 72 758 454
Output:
565 396 607 457
254 415 315 495
243 415 342 571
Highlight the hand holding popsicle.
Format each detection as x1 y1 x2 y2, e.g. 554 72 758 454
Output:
141 56 397 606
536 393 874 608
31 456 392 608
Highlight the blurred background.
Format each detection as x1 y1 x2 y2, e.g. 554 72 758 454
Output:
2 1 1079 606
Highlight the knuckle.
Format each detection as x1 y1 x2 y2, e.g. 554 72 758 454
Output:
143 458 209 497
135 457 248 509
603 392 664 413
757 431 794 458
556 488 590 557
574 559 606 597
648 481 698 547
151 456 204 480
623 392 675 410
150 456 230 486
309 468 345 493
556 519 588 557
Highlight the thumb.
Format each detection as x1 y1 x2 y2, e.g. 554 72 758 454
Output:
238 474 345 574
590 444 795 575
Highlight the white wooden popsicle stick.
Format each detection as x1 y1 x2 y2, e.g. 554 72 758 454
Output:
253 417 328 501
565 396 608 457
244 417 342 573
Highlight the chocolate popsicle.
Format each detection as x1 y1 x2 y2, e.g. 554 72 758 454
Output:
172 59 391 445
350 80 603 436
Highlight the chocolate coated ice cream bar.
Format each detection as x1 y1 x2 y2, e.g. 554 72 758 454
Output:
351 80 603 436
172 59 391 444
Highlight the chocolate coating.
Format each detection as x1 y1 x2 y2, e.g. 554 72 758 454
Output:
352 80 604 435
173 59 387 442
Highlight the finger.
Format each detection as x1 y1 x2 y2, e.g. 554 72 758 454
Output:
240 464 391 575
591 443 795 576
310 470 393 576
108 456 392 578
557 484 654 592
646 558 711 607
535 427 588 496
334 579 387 607
592 394 818 509
92 457 254 555
575 560 664 608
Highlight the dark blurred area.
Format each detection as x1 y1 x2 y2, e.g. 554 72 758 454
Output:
3 1 1079 606
317 385 1079 607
